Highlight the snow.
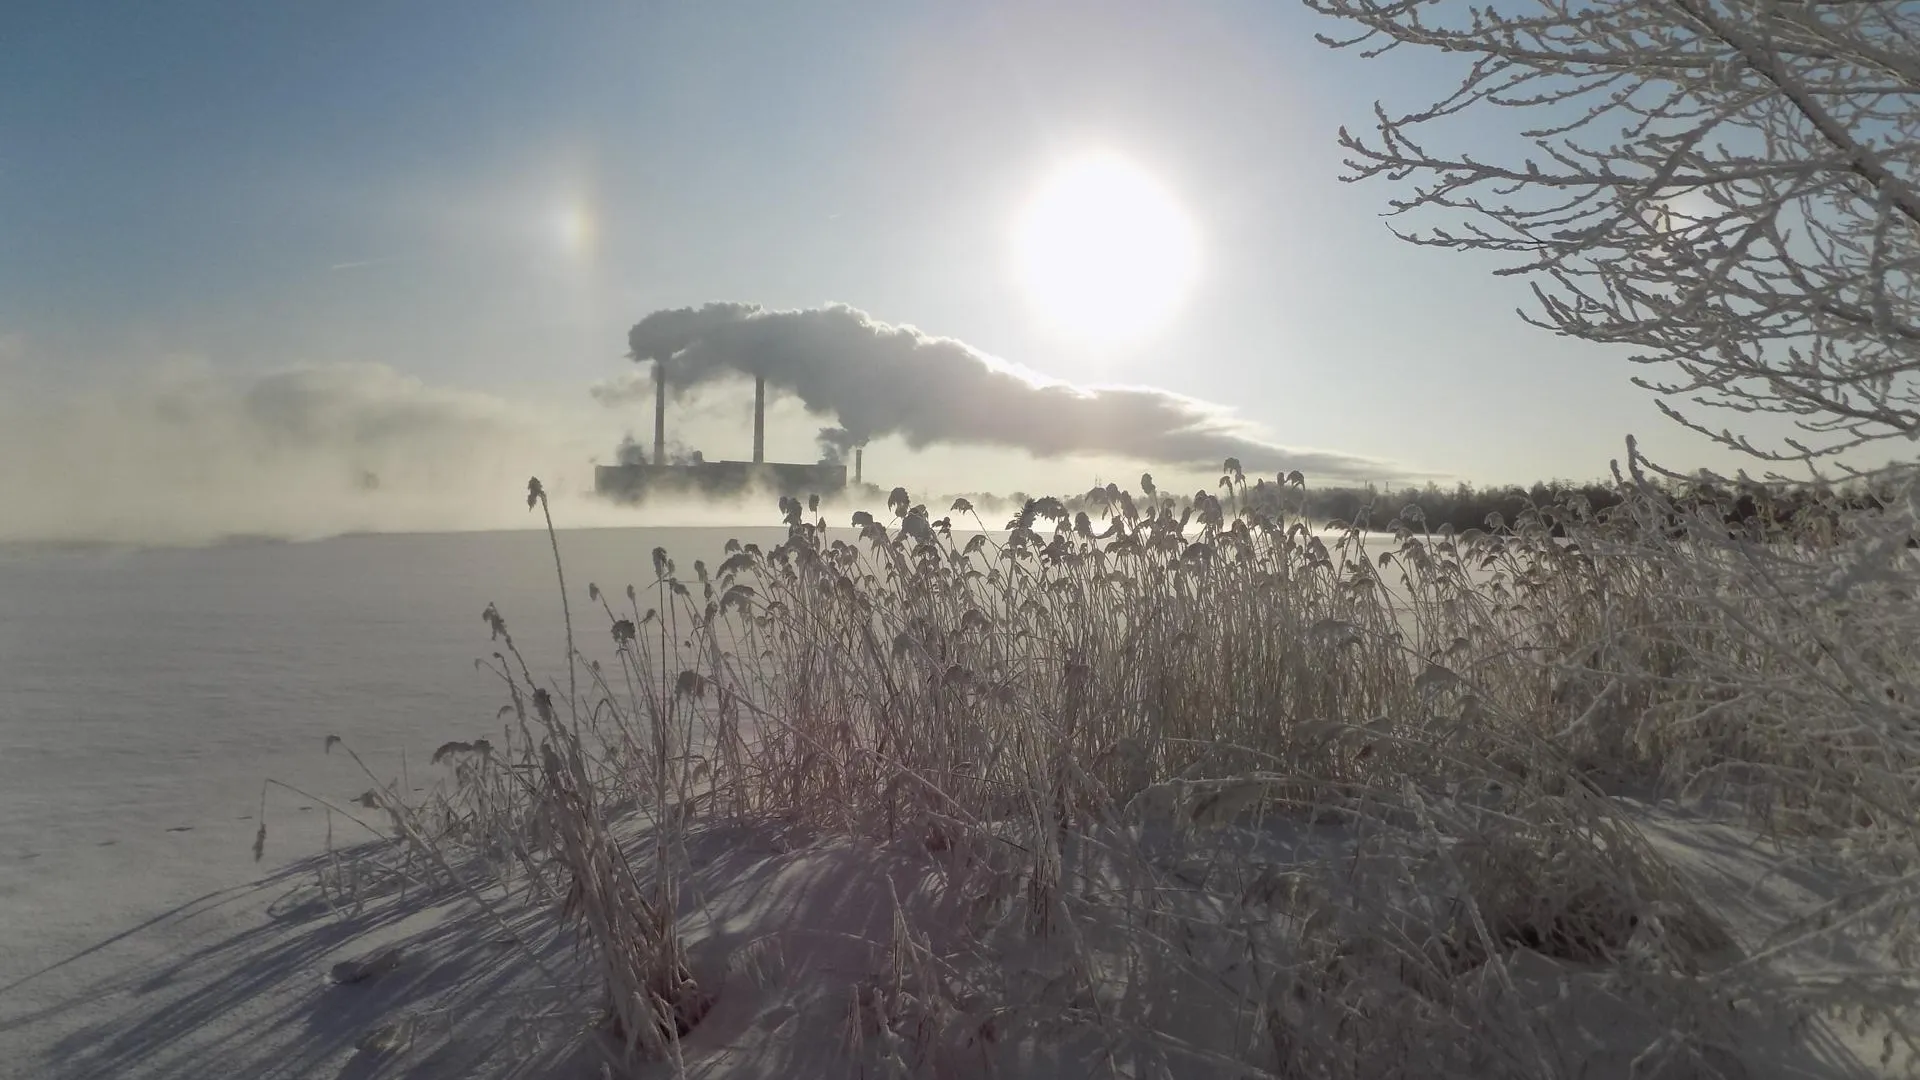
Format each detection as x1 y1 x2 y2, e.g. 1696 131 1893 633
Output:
0 529 763 1079
2 529 1914 1079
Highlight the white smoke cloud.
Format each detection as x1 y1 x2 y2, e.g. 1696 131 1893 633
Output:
617 302 1393 480
0 308 1406 548
588 369 654 407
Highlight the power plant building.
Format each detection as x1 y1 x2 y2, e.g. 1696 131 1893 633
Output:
594 367 850 502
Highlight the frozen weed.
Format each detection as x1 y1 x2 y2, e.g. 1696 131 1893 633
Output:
344 461 1916 1077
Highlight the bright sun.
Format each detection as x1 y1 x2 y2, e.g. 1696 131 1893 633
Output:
1013 154 1199 344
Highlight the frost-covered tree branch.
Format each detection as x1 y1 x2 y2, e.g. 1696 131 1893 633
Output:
1307 0 1920 471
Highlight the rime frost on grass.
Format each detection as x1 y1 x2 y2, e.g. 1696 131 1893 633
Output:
307 472 1915 1079
11 467 1913 1080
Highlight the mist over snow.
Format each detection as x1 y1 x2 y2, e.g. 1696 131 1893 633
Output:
603 302 1391 479
0 314 1414 550
0 360 782 547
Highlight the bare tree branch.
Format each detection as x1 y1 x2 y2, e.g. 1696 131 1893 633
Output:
1307 0 1920 469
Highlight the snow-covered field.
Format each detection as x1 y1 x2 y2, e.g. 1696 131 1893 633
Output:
2 525 1913 1079
0 528 773 1079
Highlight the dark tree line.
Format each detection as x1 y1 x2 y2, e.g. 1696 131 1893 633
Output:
1246 476 1900 543
939 472 1906 546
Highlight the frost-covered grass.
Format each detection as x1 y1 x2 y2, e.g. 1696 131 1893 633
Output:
355 461 1918 1079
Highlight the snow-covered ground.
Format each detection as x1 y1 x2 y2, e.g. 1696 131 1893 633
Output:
0 528 768 1078
3 528 1914 1079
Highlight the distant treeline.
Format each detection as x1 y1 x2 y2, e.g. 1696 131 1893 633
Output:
1257 476 1906 542
939 473 1906 542
1277 477 1899 540
1248 479 1623 533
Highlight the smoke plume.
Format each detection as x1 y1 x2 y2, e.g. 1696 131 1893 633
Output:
619 303 1384 478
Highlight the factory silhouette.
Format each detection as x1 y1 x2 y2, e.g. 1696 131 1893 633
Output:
593 301 1382 505
594 358 857 504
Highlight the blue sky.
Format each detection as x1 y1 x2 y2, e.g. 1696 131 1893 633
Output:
1 0 1747 500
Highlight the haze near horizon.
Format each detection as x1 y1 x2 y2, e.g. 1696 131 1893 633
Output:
0 1 1786 543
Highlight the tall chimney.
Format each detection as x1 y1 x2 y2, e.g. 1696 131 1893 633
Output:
854 445 863 485
752 375 766 464
653 359 667 466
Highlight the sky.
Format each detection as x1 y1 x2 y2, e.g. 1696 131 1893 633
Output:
0 1 1762 538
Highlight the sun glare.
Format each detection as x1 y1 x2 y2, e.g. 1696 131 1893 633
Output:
557 203 594 256
1013 154 1199 344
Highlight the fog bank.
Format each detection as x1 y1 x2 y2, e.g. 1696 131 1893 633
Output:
0 361 791 547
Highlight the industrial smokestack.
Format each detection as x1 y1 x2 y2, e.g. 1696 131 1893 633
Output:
752 375 765 464
854 445 863 485
653 360 667 466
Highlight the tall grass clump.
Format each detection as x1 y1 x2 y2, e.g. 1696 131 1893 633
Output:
1567 448 1920 841
403 460 1916 1078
